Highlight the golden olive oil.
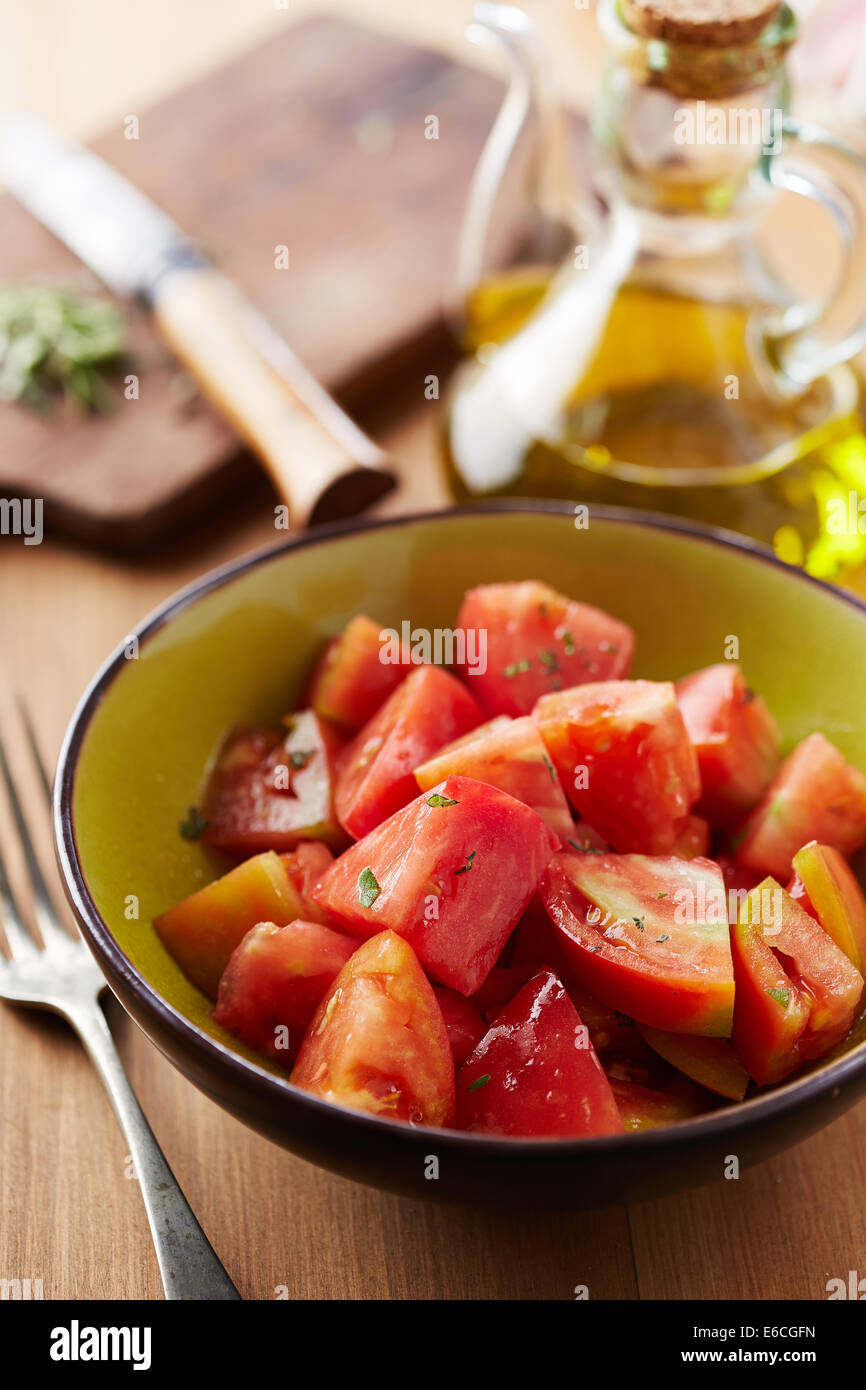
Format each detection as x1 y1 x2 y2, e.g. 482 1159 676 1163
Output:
444 274 866 582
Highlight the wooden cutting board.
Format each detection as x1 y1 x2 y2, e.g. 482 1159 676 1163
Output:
0 15 501 549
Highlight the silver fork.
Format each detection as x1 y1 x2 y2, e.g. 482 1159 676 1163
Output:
0 701 240 1301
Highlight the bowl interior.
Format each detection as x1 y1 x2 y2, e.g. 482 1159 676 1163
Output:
68 508 866 1074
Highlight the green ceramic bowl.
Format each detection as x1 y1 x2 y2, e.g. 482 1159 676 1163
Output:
55 504 866 1207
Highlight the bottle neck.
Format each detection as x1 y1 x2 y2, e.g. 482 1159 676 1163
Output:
592 0 795 232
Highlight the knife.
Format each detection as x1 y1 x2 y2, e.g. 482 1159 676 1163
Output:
0 113 397 527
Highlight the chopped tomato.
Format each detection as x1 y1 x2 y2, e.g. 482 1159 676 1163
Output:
456 969 624 1137
534 680 700 854
155 851 303 998
279 841 334 924
334 665 483 840
789 841 866 974
454 581 634 718
608 1076 709 1130
568 820 610 852
539 851 735 1035
731 878 864 1084
312 774 559 995
673 815 711 860
638 1025 749 1101
676 663 781 829
433 985 486 1066
291 930 454 1126
203 713 346 857
214 919 355 1065
469 963 542 1022
414 713 574 844
307 614 411 729
734 733 866 882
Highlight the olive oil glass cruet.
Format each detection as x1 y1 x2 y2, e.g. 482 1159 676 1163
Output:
444 0 866 581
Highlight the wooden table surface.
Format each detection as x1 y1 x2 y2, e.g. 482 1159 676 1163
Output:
2 0 866 1302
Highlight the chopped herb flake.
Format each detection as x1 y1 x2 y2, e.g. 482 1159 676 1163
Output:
426 793 459 808
656 934 670 944
502 659 531 678
766 986 790 1008
568 839 603 853
633 916 645 932
179 806 208 840
560 630 576 654
454 850 476 876
358 867 381 908
543 753 557 785
468 1074 491 1090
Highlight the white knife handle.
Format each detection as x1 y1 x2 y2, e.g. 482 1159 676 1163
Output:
151 267 396 526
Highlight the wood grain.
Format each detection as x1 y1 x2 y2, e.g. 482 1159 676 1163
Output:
0 15 499 546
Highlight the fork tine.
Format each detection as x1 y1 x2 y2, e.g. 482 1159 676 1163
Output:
0 834 40 959
16 695 53 804
0 728 71 949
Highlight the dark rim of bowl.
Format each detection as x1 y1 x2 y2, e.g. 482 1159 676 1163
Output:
54 501 866 1158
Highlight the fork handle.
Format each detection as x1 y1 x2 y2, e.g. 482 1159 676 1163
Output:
65 1000 240 1301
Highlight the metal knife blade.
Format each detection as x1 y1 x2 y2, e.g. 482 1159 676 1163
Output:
0 113 205 298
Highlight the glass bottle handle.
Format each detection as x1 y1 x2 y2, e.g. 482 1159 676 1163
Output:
762 117 866 391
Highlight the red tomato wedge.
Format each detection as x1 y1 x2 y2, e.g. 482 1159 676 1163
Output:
454 581 634 719
291 930 455 1126
279 842 334 925
539 851 735 1036
433 985 486 1066
731 878 864 1084
334 665 483 840
456 969 624 1137
789 841 866 974
676 663 781 829
637 1026 749 1101
307 614 412 729
203 713 346 857
734 733 866 882
155 851 303 998
414 713 574 844
214 919 356 1065
534 680 700 854
312 775 559 995
608 1077 709 1130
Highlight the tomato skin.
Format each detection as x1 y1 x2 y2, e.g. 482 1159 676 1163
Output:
470 963 542 1022
637 1026 749 1101
789 841 866 975
456 969 624 1137
307 614 412 729
291 931 455 1127
454 581 634 718
608 1077 708 1130
279 842 334 925
676 663 781 829
433 985 486 1066
214 919 356 1064
203 714 346 857
539 851 735 1036
335 665 483 840
312 775 559 995
730 894 811 1085
734 733 866 882
414 714 574 844
732 878 864 1084
534 680 700 854
155 851 303 998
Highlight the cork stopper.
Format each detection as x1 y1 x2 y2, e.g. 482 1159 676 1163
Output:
622 0 782 47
